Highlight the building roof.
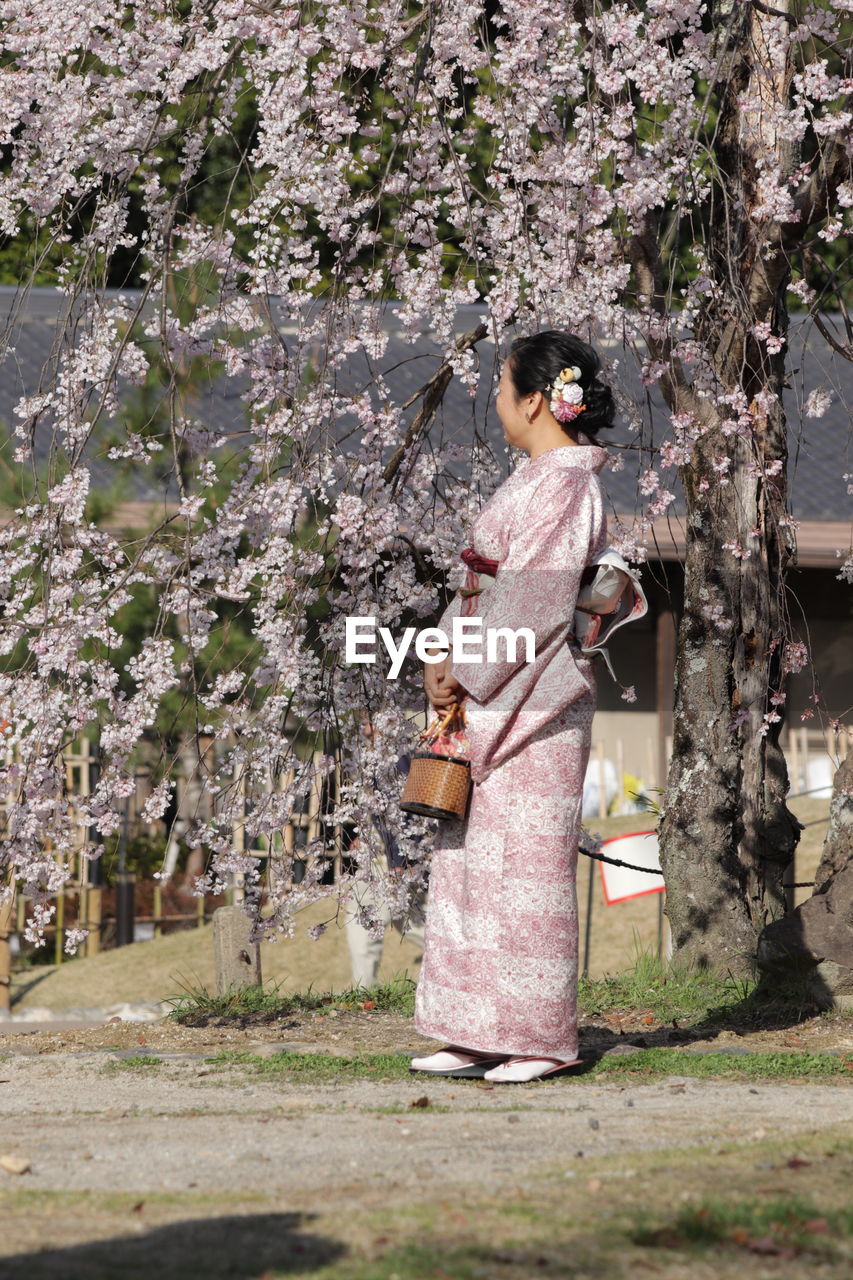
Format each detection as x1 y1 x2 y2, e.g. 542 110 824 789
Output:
0 289 849 564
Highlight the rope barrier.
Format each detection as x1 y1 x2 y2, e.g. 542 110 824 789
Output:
579 843 816 888
577 768 835 880
578 844 662 876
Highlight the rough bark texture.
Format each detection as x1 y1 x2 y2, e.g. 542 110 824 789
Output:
654 2 804 972
626 1 850 971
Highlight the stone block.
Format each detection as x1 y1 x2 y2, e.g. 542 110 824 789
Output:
212 905 262 996
758 861 853 973
807 960 853 1013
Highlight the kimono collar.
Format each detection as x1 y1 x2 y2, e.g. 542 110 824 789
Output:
525 441 610 476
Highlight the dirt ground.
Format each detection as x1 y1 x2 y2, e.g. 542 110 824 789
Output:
4 970 853 1279
4 1000 853 1060
2 797 845 1278
0 1021 852 1280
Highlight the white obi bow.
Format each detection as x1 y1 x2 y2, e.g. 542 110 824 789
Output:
574 549 648 680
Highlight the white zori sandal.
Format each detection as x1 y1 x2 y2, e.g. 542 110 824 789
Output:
483 1056 583 1083
409 1046 510 1078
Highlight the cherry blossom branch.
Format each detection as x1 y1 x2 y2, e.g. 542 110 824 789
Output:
382 321 488 488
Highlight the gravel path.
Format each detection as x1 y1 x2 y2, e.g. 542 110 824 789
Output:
1 1049 852 1197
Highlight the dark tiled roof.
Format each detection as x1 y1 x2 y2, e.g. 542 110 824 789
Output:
0 289 849 523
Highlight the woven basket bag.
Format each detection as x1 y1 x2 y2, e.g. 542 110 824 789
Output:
400 703 471 821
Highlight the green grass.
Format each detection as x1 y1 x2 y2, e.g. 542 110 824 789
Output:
288 1193 853 1276
577 935 818 1028
165 953 817 1046
166 940 823 1036
369 1102 452 1114
0 1135 850 1279
206 1050 408 1080
590 1048 851 1080
204 1047 852 1084
166 973 416 1024
577 938 754 1018
310 1240 542 1280
634 1193 853 1258
104 1054 163 1072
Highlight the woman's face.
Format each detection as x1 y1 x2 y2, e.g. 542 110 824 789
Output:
495 361 530 447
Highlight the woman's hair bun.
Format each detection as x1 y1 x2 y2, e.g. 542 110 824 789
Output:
579 376 615 437
508 330 615 438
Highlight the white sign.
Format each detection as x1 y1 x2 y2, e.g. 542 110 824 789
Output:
598 831 664 904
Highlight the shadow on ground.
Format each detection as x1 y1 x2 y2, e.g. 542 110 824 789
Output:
0 1212 345 1279
578 975 834 1059
8 968 55 1006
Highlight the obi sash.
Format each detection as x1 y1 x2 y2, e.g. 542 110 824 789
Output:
457 547 499 616
455 546 599 639
460 546 598 585
460 548 500 577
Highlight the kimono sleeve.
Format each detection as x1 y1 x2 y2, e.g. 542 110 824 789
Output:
451 469 604 703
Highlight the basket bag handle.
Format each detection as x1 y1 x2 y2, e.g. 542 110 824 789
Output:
419 701 466 749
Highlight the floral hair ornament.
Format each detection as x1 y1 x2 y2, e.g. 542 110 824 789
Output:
550 365 586 423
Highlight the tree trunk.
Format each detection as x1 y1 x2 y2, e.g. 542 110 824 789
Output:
658 1 803 972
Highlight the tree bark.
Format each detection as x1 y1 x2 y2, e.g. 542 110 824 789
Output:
657 1 805 972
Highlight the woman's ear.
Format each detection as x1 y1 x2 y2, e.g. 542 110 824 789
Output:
527 390 546 420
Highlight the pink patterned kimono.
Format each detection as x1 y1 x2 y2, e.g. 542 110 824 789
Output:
414 441 609 1059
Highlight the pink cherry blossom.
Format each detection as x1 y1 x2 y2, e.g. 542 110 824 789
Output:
0 0 845 951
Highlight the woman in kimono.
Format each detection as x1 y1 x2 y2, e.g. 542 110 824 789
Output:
411 330 613 1083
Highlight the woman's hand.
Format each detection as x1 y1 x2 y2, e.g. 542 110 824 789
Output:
424 653 464 711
